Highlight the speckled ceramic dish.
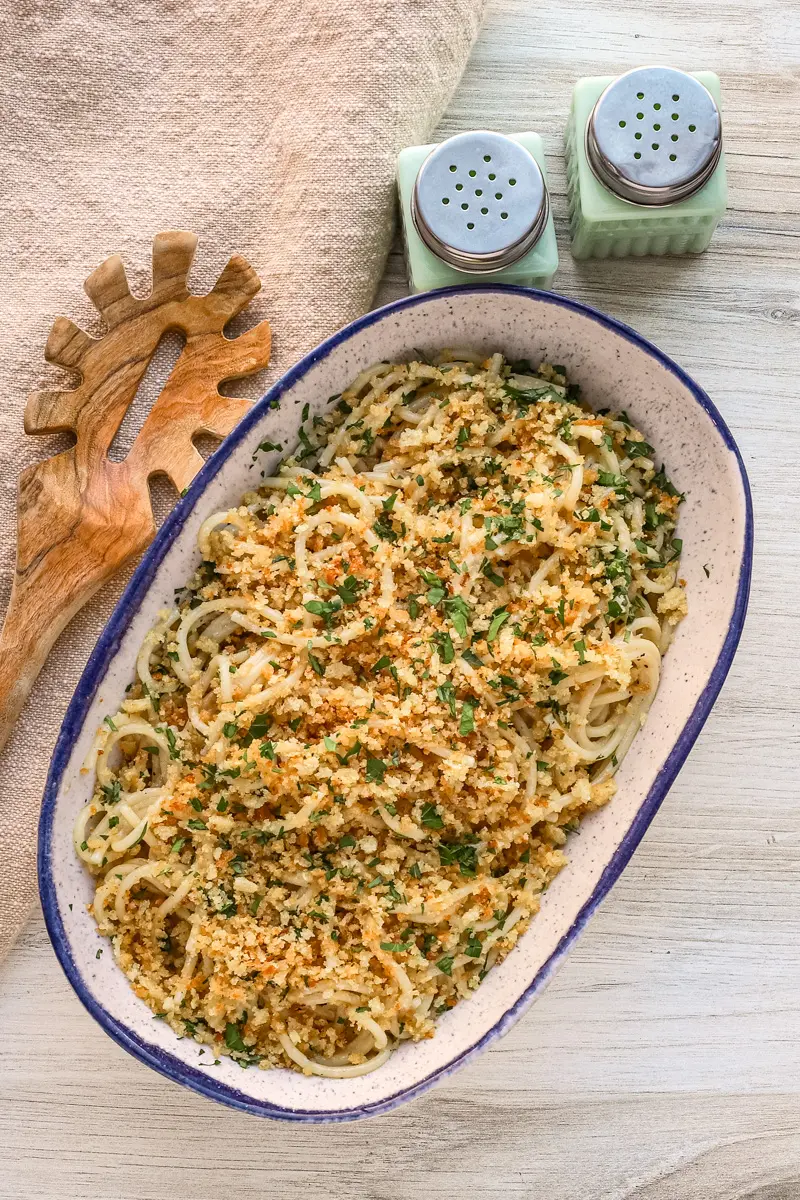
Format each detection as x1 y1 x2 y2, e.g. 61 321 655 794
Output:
39 286 752 1121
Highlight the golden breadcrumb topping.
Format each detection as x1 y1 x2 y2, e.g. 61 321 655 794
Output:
76 353 684 1077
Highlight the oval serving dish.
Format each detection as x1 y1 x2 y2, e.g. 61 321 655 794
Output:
39 286 752 1121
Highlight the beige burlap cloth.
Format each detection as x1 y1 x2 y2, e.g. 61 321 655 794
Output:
0 0 486 963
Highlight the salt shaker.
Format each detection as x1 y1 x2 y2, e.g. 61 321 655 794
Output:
566 67 727 259
397 130 559 293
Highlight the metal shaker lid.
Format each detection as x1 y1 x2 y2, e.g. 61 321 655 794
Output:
411 131 549 273
585 67 722 206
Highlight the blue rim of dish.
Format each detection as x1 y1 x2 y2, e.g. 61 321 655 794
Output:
38 284 753 1122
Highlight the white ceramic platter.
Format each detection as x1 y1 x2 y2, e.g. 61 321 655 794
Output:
39 286 752 1121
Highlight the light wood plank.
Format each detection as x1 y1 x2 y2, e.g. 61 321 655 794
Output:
1 0 799 1196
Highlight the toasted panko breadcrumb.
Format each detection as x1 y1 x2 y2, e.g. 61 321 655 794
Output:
76 353 684 1077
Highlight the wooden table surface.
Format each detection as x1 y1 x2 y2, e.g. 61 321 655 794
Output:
2 2 798 1196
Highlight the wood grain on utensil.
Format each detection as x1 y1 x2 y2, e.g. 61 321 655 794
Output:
0 230 271 752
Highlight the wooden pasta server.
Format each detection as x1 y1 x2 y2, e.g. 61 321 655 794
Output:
0 230 272 752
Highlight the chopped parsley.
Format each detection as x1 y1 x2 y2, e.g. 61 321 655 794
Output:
304 597 342 628
335 574 365 606
443 594 471 638
549 659 568 686
432 630 455 663
421 803 444 830
464 932 482 958
481 559 504 587
365 756 387 784
458 698 477 736
158 725 181 760
436 681 457 717
486 609 509 644
307 650 326 676
623 438 655 459
224 1022 248 1054
439 839 478 877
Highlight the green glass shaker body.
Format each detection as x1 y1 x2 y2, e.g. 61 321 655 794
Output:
566 69 727 260
398 131 559 293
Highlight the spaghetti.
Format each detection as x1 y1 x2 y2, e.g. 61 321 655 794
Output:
75 353 685 1076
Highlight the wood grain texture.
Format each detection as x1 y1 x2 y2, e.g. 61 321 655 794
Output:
0 231 271 754
1 1 798 1196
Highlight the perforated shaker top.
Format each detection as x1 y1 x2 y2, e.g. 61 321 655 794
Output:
411 131 549 272
586 67 722 206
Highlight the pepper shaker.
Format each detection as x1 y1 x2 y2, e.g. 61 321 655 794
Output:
566 67 727 259
397 130 559 293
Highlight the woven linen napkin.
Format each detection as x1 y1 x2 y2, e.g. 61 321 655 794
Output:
0 0 486 963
